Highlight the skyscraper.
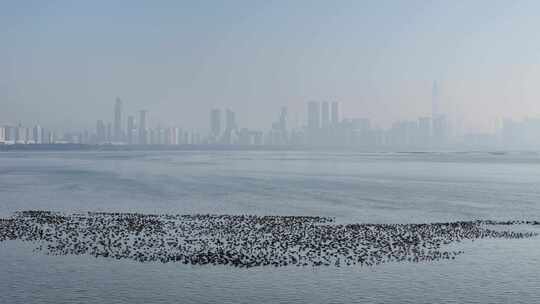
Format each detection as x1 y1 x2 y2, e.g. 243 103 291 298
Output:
96 120 106 143
321 101 330 128
16 123 26 144
331 101 339 125
225 109 236 132
139 110 148 145
25 127 34 143
210 109 221 138
432 81 439 119
307 101 320 130
0 126 5 144
33 125 42 144
114 98 123 142
223 109 236 144
4 125 15 142
106 122 112 142
168 127 180 145
46 130 56 144
127 115 135 144
279 107 287 132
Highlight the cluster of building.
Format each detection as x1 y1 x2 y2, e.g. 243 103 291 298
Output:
96 99 265 146
300 103 450 149
2 93 540 150
0 124 57 145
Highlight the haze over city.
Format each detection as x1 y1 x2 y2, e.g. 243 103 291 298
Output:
3 1 540 133
4 2 540 304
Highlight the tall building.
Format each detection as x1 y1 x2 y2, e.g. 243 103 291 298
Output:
167 127 180 145
127 115 135 144
0 126 5 144
270 107 289 145
279 107 287 132
432 81 440 120
307 101 320 130
106 123 112 142
46 130 56 144
139 110 148 145
321 101 330 128
33 125 42 144
96 120 106 143
4 125 15 143
26 127 34 144
225 109 236 132
155 126 165 145
114 98 123 142
16 124 26 144
223 109 236 144
331 101 339 125
210 109 221 138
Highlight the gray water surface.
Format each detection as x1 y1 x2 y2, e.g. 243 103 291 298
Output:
1 151 539 303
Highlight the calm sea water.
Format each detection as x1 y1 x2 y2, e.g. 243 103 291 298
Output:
1 151 540 303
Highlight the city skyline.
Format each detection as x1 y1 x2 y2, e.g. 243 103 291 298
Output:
3 92 540 150
1 80 539 135
3 1 540 132
3 2 540 304
1 79 537 135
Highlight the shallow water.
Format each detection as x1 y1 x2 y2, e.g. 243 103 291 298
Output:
1 151 540 303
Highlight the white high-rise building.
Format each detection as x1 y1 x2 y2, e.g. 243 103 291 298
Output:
0 126 5 144
16 124 26 144
139 110 148 145
127 115 135 144
4 125 15 144
114 98 123 142
33 125 43 144
331 101 339 125
432 81 440 120
166 127 181 145
47 130 56 144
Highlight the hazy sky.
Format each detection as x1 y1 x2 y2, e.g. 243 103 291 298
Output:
2 0 540 132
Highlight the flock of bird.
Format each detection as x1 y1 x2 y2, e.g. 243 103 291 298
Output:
0 210 537 268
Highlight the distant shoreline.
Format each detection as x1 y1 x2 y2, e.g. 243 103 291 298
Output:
0 143 314 152
0 143 533 154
